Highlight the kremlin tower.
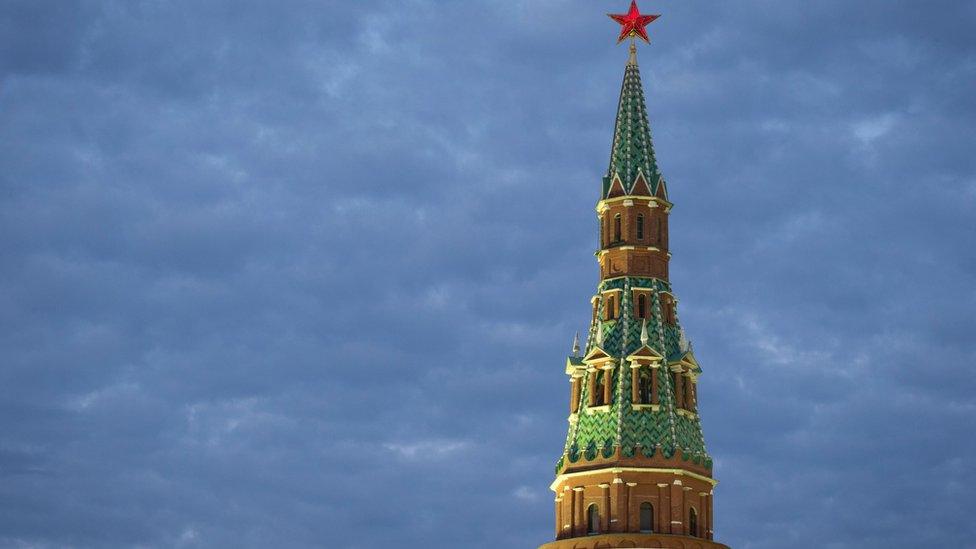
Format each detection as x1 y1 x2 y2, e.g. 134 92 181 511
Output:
538 3 730 548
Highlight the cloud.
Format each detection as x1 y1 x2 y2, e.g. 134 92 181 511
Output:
0 1 974 548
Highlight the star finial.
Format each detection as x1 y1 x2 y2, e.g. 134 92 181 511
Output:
608 1 660 44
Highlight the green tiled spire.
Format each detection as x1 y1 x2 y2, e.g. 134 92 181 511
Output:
603 45 662 197
560 277 710 471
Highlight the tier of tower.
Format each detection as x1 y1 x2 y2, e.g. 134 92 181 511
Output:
597 191 671 282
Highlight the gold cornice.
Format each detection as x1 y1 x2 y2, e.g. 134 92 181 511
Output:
597 246 663 257
596 195 672 213
584 405 611 415
550 467 718 492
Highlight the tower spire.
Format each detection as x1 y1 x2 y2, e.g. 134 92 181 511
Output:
603 28 662 198
538 5 726 548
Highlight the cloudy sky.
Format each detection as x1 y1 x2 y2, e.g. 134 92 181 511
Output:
2 1 975 548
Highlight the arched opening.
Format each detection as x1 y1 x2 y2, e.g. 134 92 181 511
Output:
638 369 653 404
637 294 646 319
689 507 698 537
604 293 618 320
613 214 622 242
587 503 600 534
639 502 654 533
594 371 606 406
674 369 686 409
636 213 645 240
661 294 675 324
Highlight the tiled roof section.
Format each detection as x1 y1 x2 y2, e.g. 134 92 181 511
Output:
603 54 662 198
563 276 711 472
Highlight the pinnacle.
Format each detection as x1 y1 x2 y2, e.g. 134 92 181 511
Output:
604 47 661 198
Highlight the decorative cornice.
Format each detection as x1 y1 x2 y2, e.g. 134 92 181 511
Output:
550 467 718 492
596 196 671 212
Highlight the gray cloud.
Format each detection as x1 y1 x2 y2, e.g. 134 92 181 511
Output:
1 1 974 548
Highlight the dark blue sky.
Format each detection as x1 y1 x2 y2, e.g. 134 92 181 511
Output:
2 1 975 548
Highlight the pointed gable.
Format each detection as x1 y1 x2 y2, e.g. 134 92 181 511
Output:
669 349 701 373
607 173 626 199
626 343 663 364
631 171 652 196
583 345 612 365
654 176 668 200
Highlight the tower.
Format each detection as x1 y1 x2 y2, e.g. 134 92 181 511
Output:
538 3 729 548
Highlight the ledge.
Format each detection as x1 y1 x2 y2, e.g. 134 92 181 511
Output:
631 404 661 412
584 405 611 415
538 532 729 549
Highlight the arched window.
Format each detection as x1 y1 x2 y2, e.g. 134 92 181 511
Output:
594 371 606 406
655 217 662 245
587 504 600 534
672 370 684 409
689 507 698 537
637 294 646 319
614 214 622 242
605 294 618 320
639 502 654 532
636 214 645 240
661 295 675 324
638 369 653 404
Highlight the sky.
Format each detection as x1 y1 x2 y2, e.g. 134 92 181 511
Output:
1 1 975 548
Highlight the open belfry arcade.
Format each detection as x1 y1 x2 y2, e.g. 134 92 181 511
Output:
538 3 731 548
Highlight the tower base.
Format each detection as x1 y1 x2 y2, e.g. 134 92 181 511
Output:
538 533 730 549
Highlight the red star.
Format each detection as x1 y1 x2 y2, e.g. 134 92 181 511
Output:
608 1 660 44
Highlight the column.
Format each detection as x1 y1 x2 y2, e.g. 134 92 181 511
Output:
651 365 659 404
683 486 693 535
623 201 632 243
612 478 626 533
588 369 597 406
657 483 670 534
626 482 638 532
707 492 714 540
699 492 707 539
570 377 581 413
600 483 611 533
631 365 640 405
570 487 581 537
577 488 586 537
603 366 613 405
670 481 684 534
555 497 562 538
